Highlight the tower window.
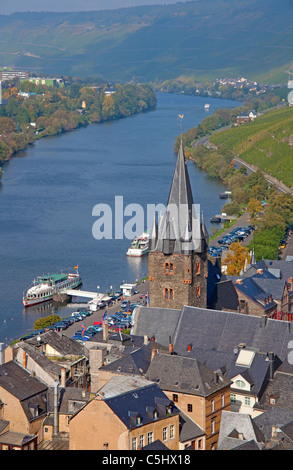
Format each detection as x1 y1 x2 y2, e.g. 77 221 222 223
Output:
196 262 201 275
164 262 174 274
195 285 201 298
163 288 174 300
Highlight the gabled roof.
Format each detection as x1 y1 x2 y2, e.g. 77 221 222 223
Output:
25 330 85 357
145 353 231 397
0 361 47 400
233 277 277 311
104 383 179 430
218 410 265 450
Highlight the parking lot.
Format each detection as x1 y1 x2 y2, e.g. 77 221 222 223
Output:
209 212 255 259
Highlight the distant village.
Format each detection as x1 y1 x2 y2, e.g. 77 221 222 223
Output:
0 123 293 451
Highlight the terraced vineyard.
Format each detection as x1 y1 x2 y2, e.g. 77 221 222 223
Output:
209 106 293 188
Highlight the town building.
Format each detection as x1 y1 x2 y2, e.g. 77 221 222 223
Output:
148 142 209 310
69 378 180 450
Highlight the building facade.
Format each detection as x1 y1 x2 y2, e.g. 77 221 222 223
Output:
148 143 209 310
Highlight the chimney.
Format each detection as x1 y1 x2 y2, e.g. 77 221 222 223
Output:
187 344 192 352
151 348 156 361
268 352 275 380
168 336 174 355
236 279 243 285
61 367 66 387
0 343 4 366
103 320 109 341
53 381 59 438
214 371 218 384
144 335 149 345
23 351 27 369
257 269 263 274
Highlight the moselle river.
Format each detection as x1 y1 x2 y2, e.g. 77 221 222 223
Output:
0 92 239 344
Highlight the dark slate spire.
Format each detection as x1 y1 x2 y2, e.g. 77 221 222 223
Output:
154 142 208 254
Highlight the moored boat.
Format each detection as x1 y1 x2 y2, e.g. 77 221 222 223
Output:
23 267 82 306
126 232 149 257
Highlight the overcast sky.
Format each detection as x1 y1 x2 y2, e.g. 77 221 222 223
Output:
1 0 188 14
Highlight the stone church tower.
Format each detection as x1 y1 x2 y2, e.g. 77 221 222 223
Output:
148 142 209 309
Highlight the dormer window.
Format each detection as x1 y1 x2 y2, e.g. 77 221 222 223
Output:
235 379 245 389
269 395 276 405
153 410 158 420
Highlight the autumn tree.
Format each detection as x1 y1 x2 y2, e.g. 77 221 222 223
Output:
223 241 251 275
247 198 262 221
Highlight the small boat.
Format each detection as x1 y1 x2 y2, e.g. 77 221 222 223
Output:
210 216 221 223
204 104 211 110
23 268 82 306
126 232 150 257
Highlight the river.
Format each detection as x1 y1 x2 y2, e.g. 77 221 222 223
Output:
0 92 239 345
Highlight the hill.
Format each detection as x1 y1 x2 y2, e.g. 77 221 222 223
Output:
209 106 293 187
0 0 293 82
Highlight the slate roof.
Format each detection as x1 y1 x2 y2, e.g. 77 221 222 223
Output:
25 330 85 357
209 279 240 311
132 305 293 370
253 407 293 442
256 370 293 412
104 383 179 430
47 386 91 416
145 353 231 397
0 361 48 422
233 277 278 311
228 350 281 398
217 410 265 450
0 361 47 400
245 259 293 282
178 411 205 442
101 341 168 376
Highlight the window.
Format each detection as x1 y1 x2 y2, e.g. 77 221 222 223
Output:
164 262 174 274
245 396 251 406
235 379 246 388
195 285 201 298
195 262 201 275
211 399 215 412
139 434 145 449
270 395 276 405
147 432 154 445
221 394 225 408
198 439 203 449
132 437 137 450
211 417 216 435
172 393 178 403
187 403 193 413
231 394 236 403
163 288 174 300
170 424 175 440
162 427 168 442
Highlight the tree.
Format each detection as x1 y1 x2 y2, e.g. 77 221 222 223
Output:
223 242 250 275
247 198 262 221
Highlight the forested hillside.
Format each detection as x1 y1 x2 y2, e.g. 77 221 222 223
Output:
0 0 293 82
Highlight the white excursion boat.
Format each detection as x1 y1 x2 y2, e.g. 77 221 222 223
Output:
126 232 150 257
204 103 211 110
22 268 82 307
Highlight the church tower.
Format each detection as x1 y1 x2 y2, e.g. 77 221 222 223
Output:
148 142 209 309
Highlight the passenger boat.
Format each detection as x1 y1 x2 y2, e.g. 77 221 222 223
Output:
22 268 82 306
126 232 149 257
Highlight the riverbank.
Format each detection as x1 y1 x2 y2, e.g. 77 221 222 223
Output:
0 81 157 175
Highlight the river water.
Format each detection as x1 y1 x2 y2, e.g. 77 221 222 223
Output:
0 92 239 344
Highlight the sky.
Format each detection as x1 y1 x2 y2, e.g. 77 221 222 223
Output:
1 0 188 14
